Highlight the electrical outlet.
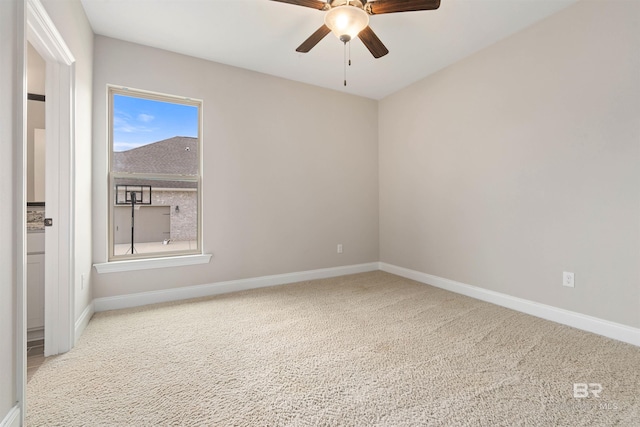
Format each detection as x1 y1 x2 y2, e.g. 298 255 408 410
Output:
563 271 574 288
337 244 343 254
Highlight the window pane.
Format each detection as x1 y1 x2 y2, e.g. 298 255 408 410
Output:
112 94 198 176
113 178 198 256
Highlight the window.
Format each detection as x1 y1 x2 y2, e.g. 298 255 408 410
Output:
108 86 202 261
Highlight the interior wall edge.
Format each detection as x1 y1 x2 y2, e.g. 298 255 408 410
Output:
74 301 94 345
0 405 20 427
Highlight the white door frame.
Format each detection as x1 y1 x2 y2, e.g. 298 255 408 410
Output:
26 0 75 358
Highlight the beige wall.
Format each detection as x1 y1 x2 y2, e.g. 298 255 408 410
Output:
41 0 95 322
92 36 379 298
26 42 45 95
27 43 46 202
0 0 22 420
26 99 45 202
379 0 640 328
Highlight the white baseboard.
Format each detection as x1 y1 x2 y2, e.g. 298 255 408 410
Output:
91 261 639 347
0 405 20 427
94 262 379 312
74 301 95 345
379 262 640 347
27 327 44 342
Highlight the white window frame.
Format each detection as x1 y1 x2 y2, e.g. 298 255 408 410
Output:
107 86 203 262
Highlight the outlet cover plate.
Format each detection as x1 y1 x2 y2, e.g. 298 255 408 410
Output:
563 271 575 288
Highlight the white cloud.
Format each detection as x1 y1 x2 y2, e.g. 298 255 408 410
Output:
113 108 131 120
137 113 154 123
113 116 136 133
114 112 154 134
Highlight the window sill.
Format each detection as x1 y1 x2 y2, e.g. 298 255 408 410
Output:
94 254 212 274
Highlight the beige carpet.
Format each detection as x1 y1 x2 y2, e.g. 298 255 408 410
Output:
27 271 639 426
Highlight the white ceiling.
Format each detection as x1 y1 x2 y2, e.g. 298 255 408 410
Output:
80 0 578 100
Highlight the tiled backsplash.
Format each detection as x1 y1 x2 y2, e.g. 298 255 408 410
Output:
27 205 45 231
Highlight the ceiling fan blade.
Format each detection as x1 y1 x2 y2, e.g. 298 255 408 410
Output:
296 24 331 53
366 0 440 15
270 0 328 11
358 26 389 58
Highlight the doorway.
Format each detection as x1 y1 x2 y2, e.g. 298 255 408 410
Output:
25 0 75 359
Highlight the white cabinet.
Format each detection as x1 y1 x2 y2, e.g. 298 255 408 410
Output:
27 253 45 331
27 232 45 333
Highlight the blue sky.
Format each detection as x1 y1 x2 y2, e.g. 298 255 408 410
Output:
113 94 198 152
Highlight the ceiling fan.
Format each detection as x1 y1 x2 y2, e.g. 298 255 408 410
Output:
271 0 442 58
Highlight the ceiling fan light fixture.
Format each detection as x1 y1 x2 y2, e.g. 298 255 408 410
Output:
324 4 369 41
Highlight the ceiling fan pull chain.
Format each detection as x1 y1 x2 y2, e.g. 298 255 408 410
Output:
348 40 352 67
344 41 347 86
